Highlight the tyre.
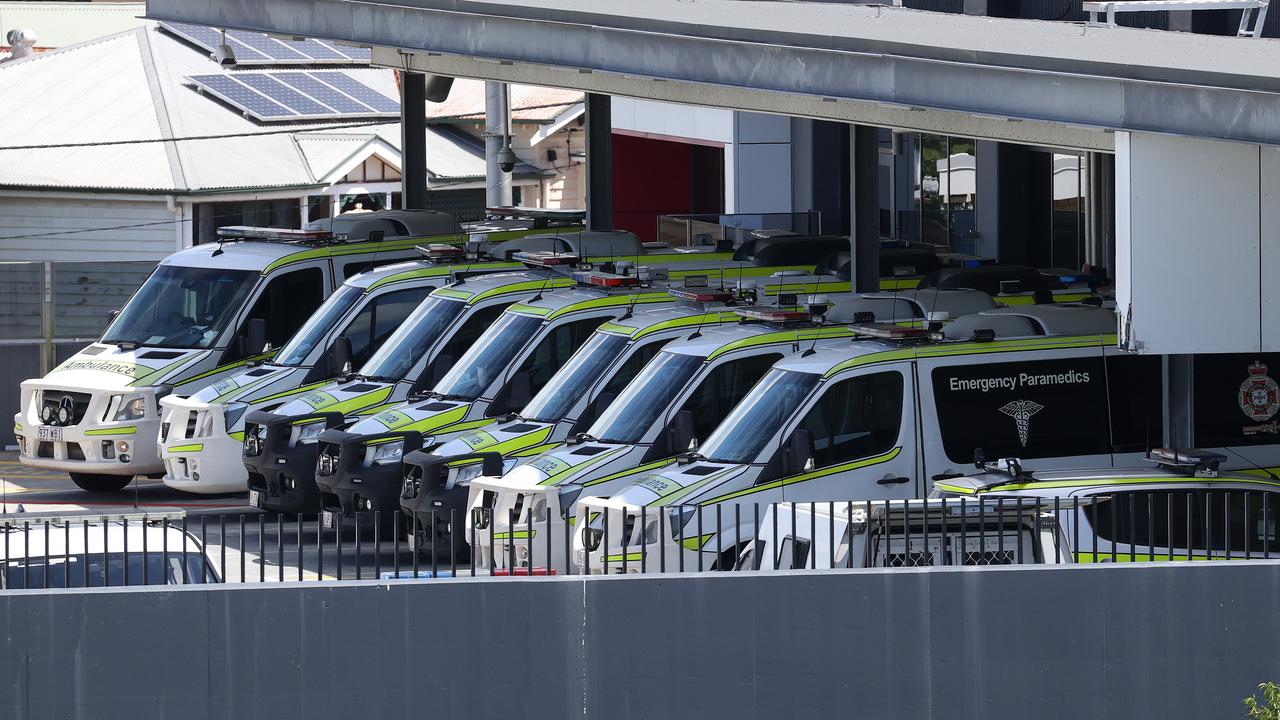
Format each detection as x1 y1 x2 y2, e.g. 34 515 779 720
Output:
69 473 133 493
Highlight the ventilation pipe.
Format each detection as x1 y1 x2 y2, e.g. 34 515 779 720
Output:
3 29 37 62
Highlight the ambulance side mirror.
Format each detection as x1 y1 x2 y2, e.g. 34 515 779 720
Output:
785 428 814 475
330 336 353 376
669 409 695 456
245 318 267 356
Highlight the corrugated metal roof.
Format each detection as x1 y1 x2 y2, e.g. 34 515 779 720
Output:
424 79 583 123
0 2 148 49
0 24 562 194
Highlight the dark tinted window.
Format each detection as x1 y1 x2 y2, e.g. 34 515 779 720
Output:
226 267 324 362
514 318 602 395
932 356 1108 464
1086 490 1280 554
1106 354 1164 453
415 303 509 392
600 341 668 398
678 353 783 441
342 287 431 369
796 371 903 468
1193 353 1280 448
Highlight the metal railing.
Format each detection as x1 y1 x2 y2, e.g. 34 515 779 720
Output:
2 491 1277 590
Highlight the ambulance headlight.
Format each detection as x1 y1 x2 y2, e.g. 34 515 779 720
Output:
293 421 326 446
112 392 149 421
451 462 484 485
370 440 404 466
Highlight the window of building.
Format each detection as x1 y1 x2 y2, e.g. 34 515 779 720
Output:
914 135 976 250
193 200 301 245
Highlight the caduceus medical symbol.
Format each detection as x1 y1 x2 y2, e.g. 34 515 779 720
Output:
999 400 1044 447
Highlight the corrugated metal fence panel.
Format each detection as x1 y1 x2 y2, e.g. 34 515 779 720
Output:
0 345 40 448
52 262 154 339
0 262 41 341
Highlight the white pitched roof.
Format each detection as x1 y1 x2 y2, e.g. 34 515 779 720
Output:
0 23 507 194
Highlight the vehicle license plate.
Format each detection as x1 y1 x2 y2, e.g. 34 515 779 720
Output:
248 490 261 507
37 426 62 442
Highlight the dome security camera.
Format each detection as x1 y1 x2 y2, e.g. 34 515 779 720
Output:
496 148 517 174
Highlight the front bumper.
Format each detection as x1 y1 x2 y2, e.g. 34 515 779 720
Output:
14 412 160 475
158 397 246 494
401 449 504 560
313 429 424 530
242 410 344 514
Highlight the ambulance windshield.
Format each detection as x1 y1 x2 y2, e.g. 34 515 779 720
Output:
102 265 258 349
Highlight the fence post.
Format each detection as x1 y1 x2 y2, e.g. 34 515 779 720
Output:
41 261 54 375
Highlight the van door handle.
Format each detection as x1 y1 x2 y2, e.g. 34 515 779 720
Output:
878 476 910 485
931 472 964 482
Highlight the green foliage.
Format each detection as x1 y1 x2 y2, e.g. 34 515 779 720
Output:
1244 682 1280 719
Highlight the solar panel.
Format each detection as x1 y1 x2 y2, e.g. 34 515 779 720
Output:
188 74 297 119
237 73 333 116
273 72 374 114
187 71 400 122
228 31 310 62
308 72 399 113
160 22 370 66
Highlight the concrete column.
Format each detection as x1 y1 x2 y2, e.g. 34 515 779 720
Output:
485 81 513 208
401 73 427 210
299 196 309 225
989 143 1050 265
851 124 880 293
973 140 1000 260
585 93 613 231
732 112 792 215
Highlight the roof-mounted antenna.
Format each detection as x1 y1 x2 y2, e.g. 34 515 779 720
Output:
801 275 829 357
529 271 554 303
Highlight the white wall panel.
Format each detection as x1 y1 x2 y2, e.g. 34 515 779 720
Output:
0 195 177 262
1117 132 1261 354
1262 146 1280 352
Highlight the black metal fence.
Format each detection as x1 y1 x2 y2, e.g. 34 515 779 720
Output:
3 490 1278 589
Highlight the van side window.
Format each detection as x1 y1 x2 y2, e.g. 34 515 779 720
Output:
1106 354 1164 453
795 371 903 469
341 287 431 369
600 341 669 398
226 267 324 363
497 318 600 410
931 357 1108 464
1085 490 1280 554
414 304 508 393
1193 353 1280 448
776 537 811 569
677 353 783 441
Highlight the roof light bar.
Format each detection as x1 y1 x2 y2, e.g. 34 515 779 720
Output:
851 322 930 340
573 271 639 288
1148 447 1226 476
669 288 735 303
735 307 811 324
513 250 581 267
216 226 333 242
416 243 466 259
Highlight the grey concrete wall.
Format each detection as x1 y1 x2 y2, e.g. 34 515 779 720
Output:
2 561 1278 719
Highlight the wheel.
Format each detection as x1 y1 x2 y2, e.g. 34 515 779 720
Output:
69 473 133 493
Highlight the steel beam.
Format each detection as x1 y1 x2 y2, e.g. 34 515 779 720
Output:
400 73 427 210
585 93 613 231
144 0 1280 148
